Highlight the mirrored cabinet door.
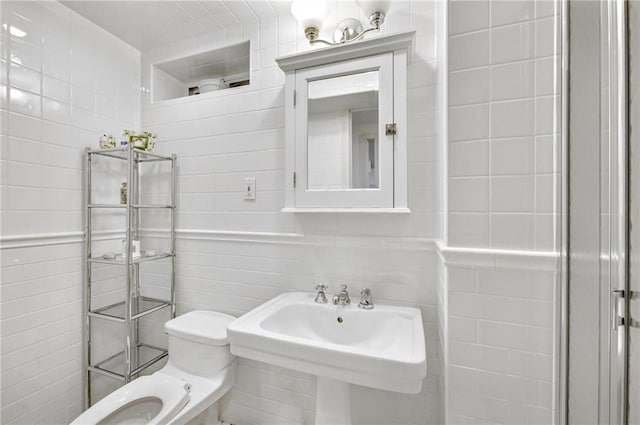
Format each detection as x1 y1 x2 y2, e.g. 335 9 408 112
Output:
294 53 394 208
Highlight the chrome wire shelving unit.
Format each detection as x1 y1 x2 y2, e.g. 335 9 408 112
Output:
84 145 176 407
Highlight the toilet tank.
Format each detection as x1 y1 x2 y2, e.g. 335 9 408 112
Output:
165 311 236 377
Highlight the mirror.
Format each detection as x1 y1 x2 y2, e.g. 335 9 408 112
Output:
306 70 379 190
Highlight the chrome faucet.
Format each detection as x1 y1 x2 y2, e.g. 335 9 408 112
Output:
314 284 328 303
332 284 351 306
358 288 374 309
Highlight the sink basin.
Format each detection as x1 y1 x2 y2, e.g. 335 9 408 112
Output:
227 292 426 394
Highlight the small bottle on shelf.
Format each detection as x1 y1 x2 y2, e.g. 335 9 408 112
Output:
120 182 127 204
121 239 141 258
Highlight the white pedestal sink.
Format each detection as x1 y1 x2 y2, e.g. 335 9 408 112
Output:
227 292 427 424
316 377 351 425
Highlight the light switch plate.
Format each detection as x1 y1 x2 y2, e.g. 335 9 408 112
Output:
244 177 256 200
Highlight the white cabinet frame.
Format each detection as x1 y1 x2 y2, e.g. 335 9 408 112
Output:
276 31 414 213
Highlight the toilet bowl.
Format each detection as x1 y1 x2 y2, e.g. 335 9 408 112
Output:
75 374 190 425
71 311 237 425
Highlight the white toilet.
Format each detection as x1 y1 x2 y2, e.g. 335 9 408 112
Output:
71 311 237 425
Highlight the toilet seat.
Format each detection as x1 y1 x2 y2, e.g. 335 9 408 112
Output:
70 375 190 425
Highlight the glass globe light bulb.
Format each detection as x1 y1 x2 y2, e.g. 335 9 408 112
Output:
290 0 329 30
355 0 389 17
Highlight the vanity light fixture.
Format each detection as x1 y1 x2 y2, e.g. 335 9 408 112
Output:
290 0 389 46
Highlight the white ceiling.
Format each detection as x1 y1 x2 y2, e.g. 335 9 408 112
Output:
61 1 287 52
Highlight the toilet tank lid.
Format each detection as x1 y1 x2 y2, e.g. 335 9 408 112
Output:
165 311 236 345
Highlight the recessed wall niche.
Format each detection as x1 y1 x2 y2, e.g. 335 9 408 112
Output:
151 40 250 102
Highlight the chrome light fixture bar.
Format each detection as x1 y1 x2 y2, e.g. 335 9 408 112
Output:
291 0 389 46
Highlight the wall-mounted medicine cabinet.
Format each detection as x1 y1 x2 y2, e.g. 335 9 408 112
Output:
152 40 250 103
276 31 415 212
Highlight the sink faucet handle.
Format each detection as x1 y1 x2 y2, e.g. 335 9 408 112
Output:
314 283 328 303
358 287 374 309
340 284 348 291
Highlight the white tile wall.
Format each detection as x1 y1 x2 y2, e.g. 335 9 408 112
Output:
1 243 84 424
0 2 140 424
440 251 560 424
140 1 440 238
444 262 556 425
1 1 140 236
443 2 560 424
138 1 444 423
447 0 559 251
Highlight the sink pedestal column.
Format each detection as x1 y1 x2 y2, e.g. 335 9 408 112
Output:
315 377 351 425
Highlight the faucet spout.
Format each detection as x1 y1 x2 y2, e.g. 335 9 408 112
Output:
332 284 351 306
